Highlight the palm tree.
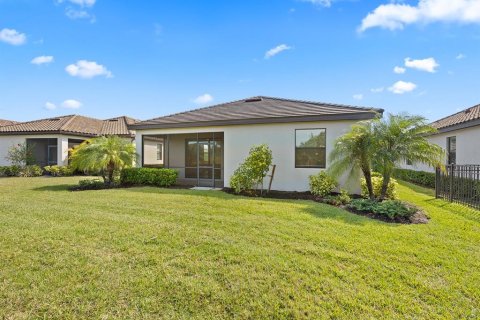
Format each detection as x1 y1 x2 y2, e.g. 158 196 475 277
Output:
373 114 444 199
329 120 377 199
70 136 137 185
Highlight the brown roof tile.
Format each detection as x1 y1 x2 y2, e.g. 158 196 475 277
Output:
431 104 480 131
133 96 383 129
0 115 136 137
0 119 18 127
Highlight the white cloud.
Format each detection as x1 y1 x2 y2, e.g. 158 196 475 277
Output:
57 0 96 7
62 99 82 109
300 0 332 7
31 56 54 65
265 44 292 59
359 0 480 32
353 94 364 100
45 102 57 110
394 66 406 74
65 60 113 79
388 81 417 94
456 53 466 59
405 57 439 73
0 28 26 46
193 94 214 105
371 87 384 93
65 8 93 20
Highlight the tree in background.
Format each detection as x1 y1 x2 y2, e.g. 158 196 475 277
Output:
373 114 444 199
69 136 137 186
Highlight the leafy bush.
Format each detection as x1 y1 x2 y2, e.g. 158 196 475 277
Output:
44 165 74 177
6 142 35 166
71 179 107 191
0 165 43 177
230 144 273 194
393 168 435 189
19 165 43 177
121 168 178 187
309 171 338 197
348 199 416 220
361 173 398 200
322 189 351 206
0 165 21 177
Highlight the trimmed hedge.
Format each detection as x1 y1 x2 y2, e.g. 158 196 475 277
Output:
0 165 43 177
394 168 435 189
121 168 178 187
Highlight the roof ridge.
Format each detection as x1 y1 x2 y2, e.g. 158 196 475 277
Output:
7 114 76 126
60 114 79 131
257 96 384 112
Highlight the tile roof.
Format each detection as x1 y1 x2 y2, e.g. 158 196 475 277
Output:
0 119 18 127
133 96 383 129
0 115 137 137
431 104 480 131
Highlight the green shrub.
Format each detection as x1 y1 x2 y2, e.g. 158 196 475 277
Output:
71 179 107 191
230 144 273 194
348 199 416 220
121 168 178 187
19 165 43 177
393 168 435 189
322 189 351 206
361 174 398 199
0 165 22 177
309 171 338 197
44 165 74 177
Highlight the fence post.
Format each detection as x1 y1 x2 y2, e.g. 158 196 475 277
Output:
449 165 454 202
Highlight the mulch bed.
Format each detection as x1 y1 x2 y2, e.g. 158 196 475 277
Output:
223 188 429 224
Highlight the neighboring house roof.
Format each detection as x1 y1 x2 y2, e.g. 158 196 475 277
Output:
132 96 384 129
431 104 480 133
0 119 18 127
0 115 138 137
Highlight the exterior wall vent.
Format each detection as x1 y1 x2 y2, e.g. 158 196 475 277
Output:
244 98 263 103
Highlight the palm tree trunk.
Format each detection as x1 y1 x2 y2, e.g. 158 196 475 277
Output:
362 167 375 200
380 173 391 200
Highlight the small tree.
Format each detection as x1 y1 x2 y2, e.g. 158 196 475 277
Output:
328 120 377 199
6 142 35 167
69 136 137 186
230 144 273 194
373 114 444 199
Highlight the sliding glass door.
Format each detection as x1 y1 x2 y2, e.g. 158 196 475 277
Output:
185 135 223 187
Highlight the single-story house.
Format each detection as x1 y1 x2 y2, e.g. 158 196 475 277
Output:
0 115 137 167
403 104 480 172
131 96 383 192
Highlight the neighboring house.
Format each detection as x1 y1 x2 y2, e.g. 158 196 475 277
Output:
131 96 383 191
403 104 480 172
0 119 18 127
0 115 137 167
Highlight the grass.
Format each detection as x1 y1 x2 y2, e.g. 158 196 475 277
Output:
0 177 479 319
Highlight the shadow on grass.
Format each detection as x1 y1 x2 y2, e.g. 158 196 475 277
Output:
125 186 397 226
33 184 73 192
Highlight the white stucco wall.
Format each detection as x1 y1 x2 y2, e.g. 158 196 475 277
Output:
136 120 361 192
143 139 164 166
401 125 480 173
0 134 91 166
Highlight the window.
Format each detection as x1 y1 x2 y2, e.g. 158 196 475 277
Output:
406 159 413 166
295 129 326 168
156 143 163 161
447 136 456 165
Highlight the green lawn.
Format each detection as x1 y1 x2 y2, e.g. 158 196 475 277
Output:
0 178 479 319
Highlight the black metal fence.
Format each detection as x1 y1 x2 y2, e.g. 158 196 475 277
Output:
436 165 480 209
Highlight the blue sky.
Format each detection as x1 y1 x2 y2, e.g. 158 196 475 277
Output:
0 0 479 122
